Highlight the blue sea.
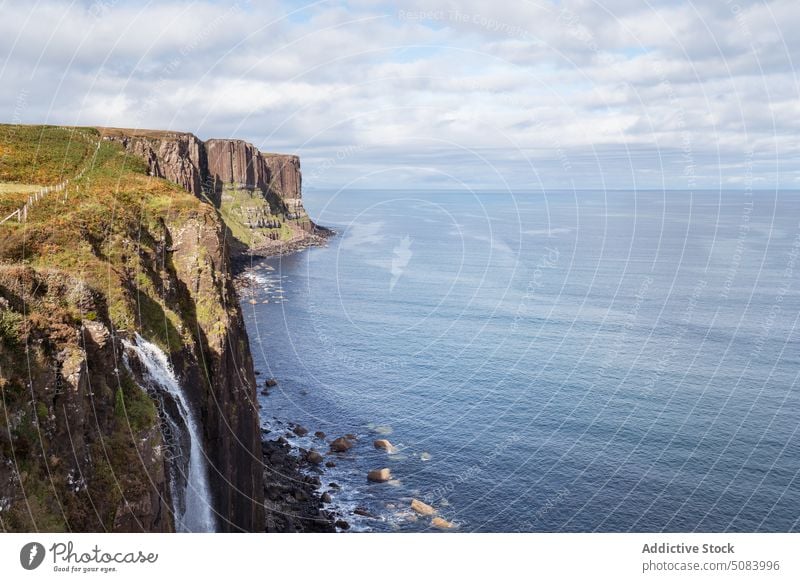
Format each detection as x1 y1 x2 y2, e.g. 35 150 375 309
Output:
242 189 800 532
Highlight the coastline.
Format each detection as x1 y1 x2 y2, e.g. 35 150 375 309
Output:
238 229 459 534
236 229 345 532
231 226 335 275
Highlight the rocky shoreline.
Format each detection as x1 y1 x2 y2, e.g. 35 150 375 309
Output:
240 229 455 533
234 233 342 532
261 433 337 532
231 227 334 275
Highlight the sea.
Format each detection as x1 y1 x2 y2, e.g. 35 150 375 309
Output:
241 188 800 532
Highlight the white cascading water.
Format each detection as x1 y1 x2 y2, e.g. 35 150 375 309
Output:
122 333 216 532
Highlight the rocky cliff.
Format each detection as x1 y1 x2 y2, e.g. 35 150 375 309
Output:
101 129 325 255
99 128 207 199
0 125 264 532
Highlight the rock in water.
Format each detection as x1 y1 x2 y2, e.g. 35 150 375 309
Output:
373 439 396 453
431 517 454 529
329 437 353 453
314 431 326 439
411 499 436 516
292 425 309 437
367 468 392 482
265 378 278 387
306 450 324 465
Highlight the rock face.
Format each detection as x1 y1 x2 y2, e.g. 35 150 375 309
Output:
0 268 172 532
163 211 263 532
101 128 327 254
99 128 207 198
205 139 270 193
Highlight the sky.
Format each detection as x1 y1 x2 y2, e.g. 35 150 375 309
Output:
1 0 798 190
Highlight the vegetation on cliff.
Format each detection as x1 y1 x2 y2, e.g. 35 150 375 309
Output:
0 124 262 532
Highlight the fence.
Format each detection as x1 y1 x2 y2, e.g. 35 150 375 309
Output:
0 129 100 225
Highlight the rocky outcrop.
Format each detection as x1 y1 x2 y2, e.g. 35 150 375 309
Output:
99 128 207 198
373 439 396 453
330 436 354 453
99 128 326 253
205 139 270 192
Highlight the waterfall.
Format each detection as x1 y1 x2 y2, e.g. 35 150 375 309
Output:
122 333 216 532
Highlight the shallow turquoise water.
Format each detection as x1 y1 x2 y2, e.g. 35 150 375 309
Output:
243 189 800 532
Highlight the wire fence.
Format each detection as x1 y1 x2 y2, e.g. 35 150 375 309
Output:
0 129 100 225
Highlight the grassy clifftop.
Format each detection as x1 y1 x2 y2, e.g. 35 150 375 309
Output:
0 125 93 186
0 127 211 350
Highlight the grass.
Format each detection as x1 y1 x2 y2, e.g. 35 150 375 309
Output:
219 184 298 247
0 124 95 185
0 124 96 218
0 183 41 193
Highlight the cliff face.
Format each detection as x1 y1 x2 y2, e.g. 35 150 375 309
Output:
99 128 207 199
0 268 172 531
164 212 262 531
102 129 323 250
0 126 263 532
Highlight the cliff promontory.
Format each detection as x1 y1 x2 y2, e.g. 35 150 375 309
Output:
100 128 325 256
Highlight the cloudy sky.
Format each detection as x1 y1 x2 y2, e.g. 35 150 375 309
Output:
1 0 798 190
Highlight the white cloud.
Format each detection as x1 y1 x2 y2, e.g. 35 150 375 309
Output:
0 0 797 190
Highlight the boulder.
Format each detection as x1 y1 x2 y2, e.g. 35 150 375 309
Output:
265 378 278 388
431 517 454 529
354 507 376 518
411 499 436 516
306 450 324 465
325 461 336 468
329 437 353 453
292 425 309 437
335 520 350 530
314 431 326 439
321 492 332 504
367 468 392 483
373 439 396 453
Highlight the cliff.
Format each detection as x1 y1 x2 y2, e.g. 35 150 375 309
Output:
0 125 263 531
100 129 325 256
98 128 207 199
